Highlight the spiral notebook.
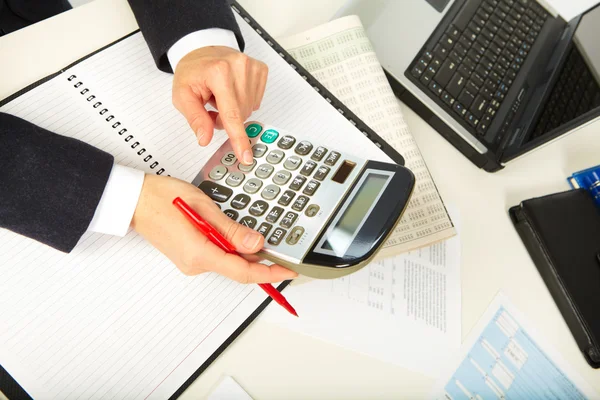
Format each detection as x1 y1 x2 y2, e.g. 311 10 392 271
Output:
0 3 404 399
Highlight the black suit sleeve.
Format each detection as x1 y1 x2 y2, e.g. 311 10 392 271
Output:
127 0 245 73
0 112 114 252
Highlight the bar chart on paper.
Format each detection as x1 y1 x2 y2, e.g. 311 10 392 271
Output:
442 307 588 400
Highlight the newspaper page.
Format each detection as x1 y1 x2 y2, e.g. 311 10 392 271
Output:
278 16 455 256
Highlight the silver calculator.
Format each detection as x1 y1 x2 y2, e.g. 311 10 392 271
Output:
192 122 415 279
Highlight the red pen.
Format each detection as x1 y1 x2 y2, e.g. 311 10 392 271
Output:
172 197 298 317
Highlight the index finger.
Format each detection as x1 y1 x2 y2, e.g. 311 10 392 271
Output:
208 73 253 165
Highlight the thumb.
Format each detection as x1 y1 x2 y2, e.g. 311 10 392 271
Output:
199 200 265 254
173 86 215 146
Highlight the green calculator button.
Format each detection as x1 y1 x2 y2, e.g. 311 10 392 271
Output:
245 123 263 138
261 129 279 144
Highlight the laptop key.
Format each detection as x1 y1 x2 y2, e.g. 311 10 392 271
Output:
420 69 435 85
498 1 511 14
428 80 443 96
440 34 455 50
470 95 488 118
467 49 482 63
446 25 461 41
433 44 449 60
484 49 498 63
447 73 467 98
411 66 424 78
477 114 493 135
475 64 490 78
458 88 475 108
471 72 485 89
517 20 530 33
441 91 456 107
458 35 472 49
458 64 473 77
472 41 486 56
482 2 494 14
468 21 482 35
465 112 479 127
481 28 495 42
480 85 493 101
489 42 502 56
435 59 457 87
465 29 478 43
453 101 468 117
466 79 480 93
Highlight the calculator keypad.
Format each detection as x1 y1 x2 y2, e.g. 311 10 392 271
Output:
194 122 365 260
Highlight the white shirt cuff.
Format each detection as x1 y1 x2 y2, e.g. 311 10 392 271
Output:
87 164 145 236
167 28 240 71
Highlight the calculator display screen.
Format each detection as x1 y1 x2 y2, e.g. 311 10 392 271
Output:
318 171 392 257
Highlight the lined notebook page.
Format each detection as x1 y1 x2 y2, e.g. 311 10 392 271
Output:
0 73 267 399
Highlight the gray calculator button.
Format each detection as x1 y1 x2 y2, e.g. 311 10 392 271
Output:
291 195 309 211
243 178 263 194
324 151 341 166
266 149 285 164
266 206 284 223
252 143 268 158
223 209 239 221
238 159 256 172
284 155 302 171
311 146 328 161
231 193 251 209
289 175 307 191
273 170 291 185
294 141 313 156
286 226 305 245
255 164 274 179
305 204 320 217
300 160 317 176
261 184 280 200
280 211 298 229
226 171 245 187
249 200 269 216
277 135 296 149
257 222 273 238
198 181 232 203
239 216 257 229
278 190 295 206
268 228 287 246
209 165 228 180
221 152 237 166
303 180 320 196
314 165 330 181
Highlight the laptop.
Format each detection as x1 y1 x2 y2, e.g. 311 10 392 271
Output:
337 0 600 172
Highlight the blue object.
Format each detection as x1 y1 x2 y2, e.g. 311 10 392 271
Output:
568 164 600 208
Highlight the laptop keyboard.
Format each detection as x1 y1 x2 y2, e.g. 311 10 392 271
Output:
530 47 600 139
408 0 548 137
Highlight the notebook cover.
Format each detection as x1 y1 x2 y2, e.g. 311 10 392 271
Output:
509 189 600 368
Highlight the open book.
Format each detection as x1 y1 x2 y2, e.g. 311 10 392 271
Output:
278 15 456 258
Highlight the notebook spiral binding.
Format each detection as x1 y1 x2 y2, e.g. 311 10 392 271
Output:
231 1 406 167
66 74 167 176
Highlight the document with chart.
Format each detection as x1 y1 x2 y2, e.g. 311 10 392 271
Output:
277 15 456 257
430 293 598 400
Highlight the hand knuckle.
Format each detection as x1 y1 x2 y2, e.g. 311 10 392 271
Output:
224 221 241 242
213 60 231 75
224 108 241 122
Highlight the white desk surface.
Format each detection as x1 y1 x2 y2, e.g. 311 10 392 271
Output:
1 0 599 398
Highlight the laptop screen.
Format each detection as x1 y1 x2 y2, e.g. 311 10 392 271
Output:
527 6 600 141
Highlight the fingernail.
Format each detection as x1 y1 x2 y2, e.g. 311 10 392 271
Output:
243 232 261 250
243 150 253 165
